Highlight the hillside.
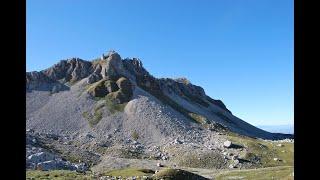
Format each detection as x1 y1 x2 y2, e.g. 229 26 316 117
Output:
26 50 293 179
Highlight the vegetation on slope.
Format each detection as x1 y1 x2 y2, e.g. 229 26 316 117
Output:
26 170 92 180
103 168 154 178
215 166 294 180
226 132 294 167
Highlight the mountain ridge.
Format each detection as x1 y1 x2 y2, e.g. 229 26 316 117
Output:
26 50 292 141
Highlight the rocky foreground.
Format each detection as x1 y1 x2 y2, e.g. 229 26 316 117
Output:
26 50 293 179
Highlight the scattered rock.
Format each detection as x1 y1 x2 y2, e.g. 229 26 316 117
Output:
28 152 56 164
223 140 232 148
232 155 238 160
233 159 240 166
174 139 182 144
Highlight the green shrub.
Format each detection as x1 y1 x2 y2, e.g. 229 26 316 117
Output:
131 130 139 140
105 96 127 114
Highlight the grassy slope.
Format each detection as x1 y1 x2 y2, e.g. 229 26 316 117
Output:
26 170 92 180
103 168 154 177
215 166 294 180
226 132 294 167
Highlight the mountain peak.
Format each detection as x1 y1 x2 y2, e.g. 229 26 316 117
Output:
26 51 293 140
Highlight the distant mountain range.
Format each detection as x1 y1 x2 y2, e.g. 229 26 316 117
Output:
257 124 294 135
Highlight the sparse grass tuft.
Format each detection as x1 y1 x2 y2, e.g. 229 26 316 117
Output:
105 96 127 114
131 130 139 141
82 103 105 127
188 113 210 124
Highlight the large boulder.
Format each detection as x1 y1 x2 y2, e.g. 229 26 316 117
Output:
27 152 56 164
223 141 232 148
87 72 102 84
116 77 133 95
106 89 131 104
101 51 125 80
88 79 119 97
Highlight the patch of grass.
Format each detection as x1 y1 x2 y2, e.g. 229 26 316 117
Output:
131 130 139 141
188 113 210 125
82 103 105 127
176 152 226 169
105 96 127 114
104 168 154 178
215 166 294 180
226 133 294 167
26 170 92 180
82 111 90 119
105 147 144 159
154 168 208 180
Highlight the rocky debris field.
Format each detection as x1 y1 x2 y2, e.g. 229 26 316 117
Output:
26 125 293 180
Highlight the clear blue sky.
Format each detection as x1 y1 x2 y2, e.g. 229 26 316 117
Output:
27 0 293 126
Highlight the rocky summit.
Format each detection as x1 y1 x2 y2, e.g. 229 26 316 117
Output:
26 50 293 179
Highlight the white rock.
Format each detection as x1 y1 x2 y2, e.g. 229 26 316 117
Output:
223 141 232 148
27 152 55 164
274 158 279 161
157 162 163 167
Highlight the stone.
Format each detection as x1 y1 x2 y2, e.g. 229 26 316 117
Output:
107 89 131 104
116 77 132 92
36 160 58 171
277 144 284 147
105 80 119 93
87 79 109 97
101 51 124 79
87 73 102 84
174 139 182 144
274 158 279 161
157 162 163 167
229 164 234 169
75 163 87 172
232 155 238 160
27 152 56 164
26 129 34 133
223 140 232 148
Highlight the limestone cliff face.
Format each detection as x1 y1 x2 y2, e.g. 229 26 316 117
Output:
26 50 231 112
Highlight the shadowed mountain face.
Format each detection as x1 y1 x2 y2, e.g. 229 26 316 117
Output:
26 50 293 141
